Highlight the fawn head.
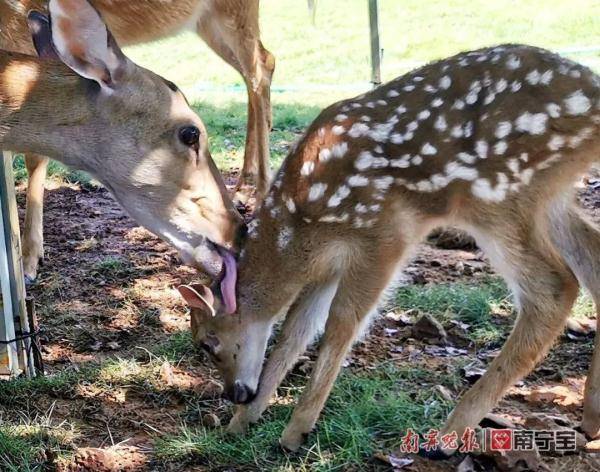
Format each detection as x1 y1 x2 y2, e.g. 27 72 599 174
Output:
177 280 274 404
25 0 243 278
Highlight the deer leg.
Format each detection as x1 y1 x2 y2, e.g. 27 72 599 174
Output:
280 247 405 451
22 153 49 284
439 225 579 454
196 3 274 198
547 206 600 438
228 279 340 434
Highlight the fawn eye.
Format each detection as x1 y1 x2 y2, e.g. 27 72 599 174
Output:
179 126 200 150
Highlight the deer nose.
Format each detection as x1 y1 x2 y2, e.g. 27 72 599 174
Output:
225 380 256 404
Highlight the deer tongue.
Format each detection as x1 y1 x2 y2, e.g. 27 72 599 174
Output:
218 248 237 315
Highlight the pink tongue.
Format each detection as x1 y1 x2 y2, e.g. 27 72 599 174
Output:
219 250 237 314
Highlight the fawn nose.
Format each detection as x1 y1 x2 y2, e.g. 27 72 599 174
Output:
225 380 256 404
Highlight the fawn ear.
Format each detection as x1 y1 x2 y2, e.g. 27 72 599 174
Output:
27 11 60 60
178 284 216 317
47 0 128 90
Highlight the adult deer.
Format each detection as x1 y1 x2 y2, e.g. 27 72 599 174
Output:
1 0 273 281
178 44 600 452
1 0 243 285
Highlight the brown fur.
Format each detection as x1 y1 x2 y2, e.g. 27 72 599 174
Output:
1 0 273 279
1 3 243 281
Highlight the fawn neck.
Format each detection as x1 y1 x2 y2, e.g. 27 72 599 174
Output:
1 52 98 169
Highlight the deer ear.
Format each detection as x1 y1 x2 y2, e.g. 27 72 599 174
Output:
27 11 60 60
47 0 128 90
178 284 216 317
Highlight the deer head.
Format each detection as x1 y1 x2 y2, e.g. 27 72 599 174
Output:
178 282 275 404
1 0 244 278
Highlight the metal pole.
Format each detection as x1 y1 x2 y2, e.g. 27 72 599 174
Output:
0 151 33 378
368 0 382 87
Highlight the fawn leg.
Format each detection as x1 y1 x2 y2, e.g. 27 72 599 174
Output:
549 206 600 438
439 225 578 454
279 246 405 451
228 279 340 433
22 153 49 283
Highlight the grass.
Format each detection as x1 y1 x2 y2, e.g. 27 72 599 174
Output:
155 366 454 471
395 277 513 344
394 277 596 344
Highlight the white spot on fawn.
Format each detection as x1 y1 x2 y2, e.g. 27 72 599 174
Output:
411 155 423 165
347 174 369 187
516 112 548 135
331 142 348 159
355 151 375 171
277 226 294 251
510 81 522 92
506 55 521 70
332 125 345 135
431 97 444 108
472 177 507 202
390 156 411 168
494 141 508 155
335 114 348 122
348 123 370 138
373 176 394 191
547 134 565 151
434 115 448 131
418 110 431 121
540 70 554 85
328 185 351 208
439 76 452 89
495 79 508 93
453 99 466 110
320 214 349 224
319 148 332 163
564 90 591 115
526 69 541 85
301 161 315 177
475 140 489 159
495 121 512 139
457 152 477 164
308 183 328 202
284 196 296 214
387 89 400 98
546 103 561 118
421 143 437 155
445 161 479 181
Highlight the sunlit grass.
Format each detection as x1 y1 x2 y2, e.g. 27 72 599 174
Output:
154 366 455 470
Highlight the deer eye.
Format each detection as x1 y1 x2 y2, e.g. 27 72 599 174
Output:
179 126 200 150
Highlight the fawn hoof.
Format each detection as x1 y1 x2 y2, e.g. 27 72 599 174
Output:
226 414 249 435
581 417 600 440
279 428 308 453
24 274 36 287
418 446 453 461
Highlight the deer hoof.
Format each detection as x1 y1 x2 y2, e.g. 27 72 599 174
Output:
279 428 308 453
24 273 36 287
418 446 453 461
226 415 249 435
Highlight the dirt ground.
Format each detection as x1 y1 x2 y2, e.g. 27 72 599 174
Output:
9 173 600 471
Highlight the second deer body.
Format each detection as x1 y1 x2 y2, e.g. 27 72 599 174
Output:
179 44 600 453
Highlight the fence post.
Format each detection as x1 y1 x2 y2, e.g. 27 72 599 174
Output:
0 151 34 378
368 0 382 87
